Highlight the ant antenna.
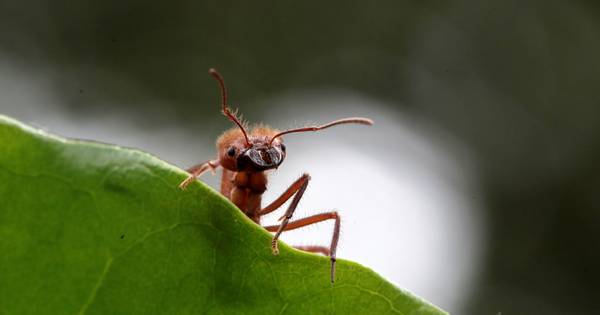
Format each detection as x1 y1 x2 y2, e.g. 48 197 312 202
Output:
269 117 373 145
209 68 251 146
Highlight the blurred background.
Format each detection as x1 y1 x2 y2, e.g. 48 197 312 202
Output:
1 1 599 314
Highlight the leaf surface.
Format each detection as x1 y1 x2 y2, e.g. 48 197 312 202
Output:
0 115 447 315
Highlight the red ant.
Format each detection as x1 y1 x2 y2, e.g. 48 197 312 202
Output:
179 69 373 282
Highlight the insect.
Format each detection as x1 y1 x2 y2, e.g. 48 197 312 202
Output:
179 68 373 282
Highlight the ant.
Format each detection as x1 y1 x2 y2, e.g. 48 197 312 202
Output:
179 68 373 283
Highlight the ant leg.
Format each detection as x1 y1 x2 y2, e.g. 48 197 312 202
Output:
259 173 310 216
264 212 341 283
293 245 330 256
178 159 220 189
267 174 310 255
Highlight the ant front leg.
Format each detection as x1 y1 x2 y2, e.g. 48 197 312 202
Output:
179 159 220 189
264 212 341 283
259 173 311 255
260 174 341 282
259 173 310 217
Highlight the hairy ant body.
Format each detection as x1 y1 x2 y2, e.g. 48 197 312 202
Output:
179 69 372 282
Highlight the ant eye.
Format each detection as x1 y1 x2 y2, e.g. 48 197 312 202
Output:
280 143 286 152
227 147 236 157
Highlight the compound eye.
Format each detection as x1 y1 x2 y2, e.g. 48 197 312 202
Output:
280 143 286 152
227 147 236 157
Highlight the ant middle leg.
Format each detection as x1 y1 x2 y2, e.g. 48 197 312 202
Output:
264 212 341 283
294 245 330 256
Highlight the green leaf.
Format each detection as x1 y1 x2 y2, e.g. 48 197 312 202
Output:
0 115 447 315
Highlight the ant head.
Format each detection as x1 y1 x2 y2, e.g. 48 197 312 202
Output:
210 68 372 172
217 127 286 172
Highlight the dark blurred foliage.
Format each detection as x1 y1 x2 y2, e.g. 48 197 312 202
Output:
1 0 599 314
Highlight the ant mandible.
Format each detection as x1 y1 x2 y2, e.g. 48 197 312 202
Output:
179 68 373 283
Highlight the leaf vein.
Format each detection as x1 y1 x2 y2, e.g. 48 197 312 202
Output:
77 254 114 315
